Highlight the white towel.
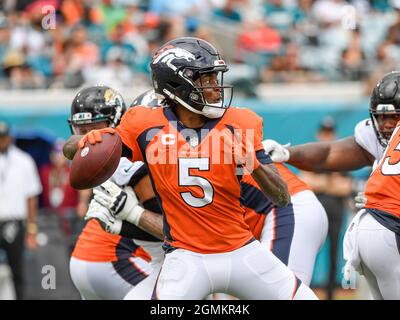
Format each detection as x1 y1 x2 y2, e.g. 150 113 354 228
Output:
343 209 367 281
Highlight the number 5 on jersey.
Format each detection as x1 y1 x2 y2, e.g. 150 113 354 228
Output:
179 158 214 208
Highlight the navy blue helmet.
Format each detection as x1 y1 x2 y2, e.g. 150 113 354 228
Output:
150 37 233 118
130 89 162 108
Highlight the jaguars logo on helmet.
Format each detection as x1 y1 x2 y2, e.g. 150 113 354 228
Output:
68 85 126 134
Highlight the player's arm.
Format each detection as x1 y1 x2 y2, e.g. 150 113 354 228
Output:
117 209 163 240
131 175 163 240
133 210 163 240
93 180 164 240
287 137 374 172
251 163 290 207
242 112 290 207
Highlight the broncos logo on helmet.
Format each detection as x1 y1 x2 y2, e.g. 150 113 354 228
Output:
130 89 163 108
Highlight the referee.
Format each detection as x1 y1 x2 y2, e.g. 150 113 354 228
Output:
0 121 42 299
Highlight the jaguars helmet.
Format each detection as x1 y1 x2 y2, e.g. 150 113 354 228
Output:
68 85 126 134
370 71 400 147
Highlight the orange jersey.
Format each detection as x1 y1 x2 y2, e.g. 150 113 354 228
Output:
275 163 310 195
365 125 400 218
72 219 151 262
116 106 265 254
243 163 310 240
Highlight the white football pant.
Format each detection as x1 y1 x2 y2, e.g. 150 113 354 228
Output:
152 240 318 300
260 190 328 285
69 256 152 300
357 213 400 299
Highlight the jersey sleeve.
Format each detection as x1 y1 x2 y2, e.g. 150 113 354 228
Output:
115 108 144 162
236 108 264 151
254 113 264 152
235 108 268 164
354 118 382 160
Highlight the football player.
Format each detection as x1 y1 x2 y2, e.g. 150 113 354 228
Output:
64 37 317 300
264 71 400 299
126 90 328 286
343 120 400 299
66 86 164 300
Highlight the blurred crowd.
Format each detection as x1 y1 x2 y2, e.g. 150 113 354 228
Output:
1 0 400 93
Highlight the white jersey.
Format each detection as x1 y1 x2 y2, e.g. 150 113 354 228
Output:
354 118 385 162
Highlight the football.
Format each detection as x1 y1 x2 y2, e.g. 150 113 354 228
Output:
70 132 122 190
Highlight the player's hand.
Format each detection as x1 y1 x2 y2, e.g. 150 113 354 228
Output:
84 199 122 234
262 139 290 162
354 191 366 209
93 180 144 226
78 127 115 149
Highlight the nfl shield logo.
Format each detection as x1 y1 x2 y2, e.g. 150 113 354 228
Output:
189 136 199 147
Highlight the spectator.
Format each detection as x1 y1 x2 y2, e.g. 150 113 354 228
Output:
213 0 242 23
9 6 46 56
39 139 86 252
376 2 400 66
261 43 323 83
264 0 298 36
97 0 127 34
69 25 100 68
2 50 45 89
236 18 282 65
0 121 42 300
84 49 134 92
312 0 348 27
52 25 99 88
53 39 85 89
340 27 369 80
0 16 11 81
39 140 79 214
100 22 137 67
299 118 353 300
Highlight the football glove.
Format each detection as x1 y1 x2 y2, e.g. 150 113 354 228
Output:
354 192 366 209
93 180 144 226
262 139 290 163
85 199 122 234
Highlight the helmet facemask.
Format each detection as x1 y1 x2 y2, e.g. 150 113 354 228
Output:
369 106 400 148
162 62 233 119
68 87 126 135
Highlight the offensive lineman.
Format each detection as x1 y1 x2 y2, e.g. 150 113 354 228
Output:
264 71 400 299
